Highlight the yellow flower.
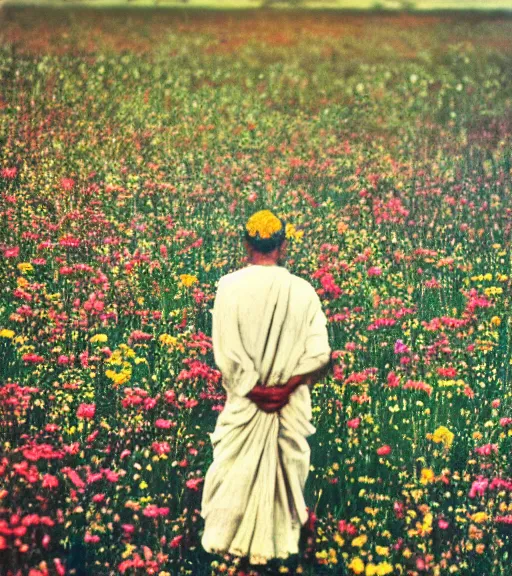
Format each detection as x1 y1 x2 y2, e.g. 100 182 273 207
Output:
490 316 501 327
122 543 136 559
431 426 454 448
179 274 198 287
422 512 433 533
246 210 283 239
352 535 368 548
349 557 365 574
375 546 390 557
105 369 131 386
471 512 488 524
159 334 178 347
365 563 378 576
17 262 33 274
420 468 435 485
90 334 108 343
376 562 394 575
484 286 502 297
334 533 345 547
0 329 15 339
285 223 304 242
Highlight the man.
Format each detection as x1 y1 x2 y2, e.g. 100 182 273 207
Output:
200 209 332 570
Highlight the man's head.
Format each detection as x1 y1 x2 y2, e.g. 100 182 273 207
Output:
243 209 287 265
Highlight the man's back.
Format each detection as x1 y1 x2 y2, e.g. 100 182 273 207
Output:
212 264 328 390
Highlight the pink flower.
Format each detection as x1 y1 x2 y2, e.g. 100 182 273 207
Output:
337 519 357 535
1 167 18 179
60 178 75 190
77 403 96 420
386 371 400 388
63 469 85 490
3 246 20 258
42 474 59 489
54 558 66 576
143 505 169 518
347 417 360 429
377 445 392 456
185 478 204 491
469 477 489 498
438 518 449 529
394 339 410 354
84 533 100 544
155 419 175 429
393 501 405 518
152 441 171 455
367 266 382 277
475 443 498 456
170 535 183 548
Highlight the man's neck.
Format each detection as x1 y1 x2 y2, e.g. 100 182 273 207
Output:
248 256 279 266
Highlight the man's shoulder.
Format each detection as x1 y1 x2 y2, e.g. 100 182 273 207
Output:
216 267 317 297
288 271 317 296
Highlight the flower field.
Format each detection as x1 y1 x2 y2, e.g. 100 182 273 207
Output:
1 7 512 576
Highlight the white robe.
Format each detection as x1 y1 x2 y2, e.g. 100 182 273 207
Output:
200 264 331 565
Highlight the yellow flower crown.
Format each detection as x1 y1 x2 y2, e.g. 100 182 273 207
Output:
245 210 283 239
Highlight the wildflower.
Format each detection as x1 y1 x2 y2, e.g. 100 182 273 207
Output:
352 534 367 547
471 512 488 524
0 329 15 339
431 426 454 448
420 468 435 485
90 334 108 343
185 478 204 491
179 274 198 287
1 167 18 178
17 262 33 274
77 403 96 420
285 223 304 242
348 557 365 574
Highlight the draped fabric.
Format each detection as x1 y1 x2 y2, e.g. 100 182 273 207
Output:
200 264 331 565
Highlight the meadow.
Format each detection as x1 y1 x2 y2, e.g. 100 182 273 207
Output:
1 6 512 576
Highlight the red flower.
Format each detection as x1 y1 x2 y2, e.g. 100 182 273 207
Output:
3 246 19 258
22 353 44 364
42 474 59 489
185 478 204 491
60 177 75 190
377 445 392 456
77 403 96 420
1 167 17 179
